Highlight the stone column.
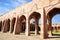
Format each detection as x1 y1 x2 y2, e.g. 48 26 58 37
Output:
1 21 4 32
41 11 48 39
13 17 21 34
53 27 55 31
48 19 52 36
25 18 30 36
35 19 38 35
2 21 5 32
57 26 58 32
56 25 58 32
2 20 7 32
10 20 13 33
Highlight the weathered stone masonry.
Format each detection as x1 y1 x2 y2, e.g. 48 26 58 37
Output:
0 0 60 39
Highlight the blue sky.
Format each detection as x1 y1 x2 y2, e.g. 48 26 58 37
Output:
0 0 60 24
52 14 60 24
0 0 32 15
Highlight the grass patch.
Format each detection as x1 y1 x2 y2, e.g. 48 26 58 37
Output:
30 31 40 34
48 30 60 36
52 30 60 34
30 31 35 34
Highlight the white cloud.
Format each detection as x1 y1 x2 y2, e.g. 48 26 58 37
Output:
0 0 29 15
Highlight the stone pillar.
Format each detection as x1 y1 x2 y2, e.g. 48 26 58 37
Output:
13 17 21 34
54 27 55 31
2 20 8 32
2 21 5 32
48 19 52 36
25 18 30 36
35 19 38 35
41 12 48 39
57 26 58 32
1 21 4 32
56 26 58 32
10 20 13 33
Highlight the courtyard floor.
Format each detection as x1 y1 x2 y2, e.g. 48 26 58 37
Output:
0 32 60 40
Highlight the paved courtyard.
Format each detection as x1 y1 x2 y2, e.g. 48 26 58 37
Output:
0 32 60 40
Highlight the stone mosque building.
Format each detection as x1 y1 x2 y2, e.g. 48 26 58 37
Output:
0 0 60 39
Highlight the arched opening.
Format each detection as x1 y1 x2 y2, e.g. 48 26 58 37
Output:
47 8 60 37
29 12 41 35
2 20 8 32
30 18 35 34
0 21 2 31
7 19 10 32
11 18 16 33
52 14 60 35
19 15 26 34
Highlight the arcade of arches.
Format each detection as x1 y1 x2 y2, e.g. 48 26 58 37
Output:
0 0 60 38
0 8 60 39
